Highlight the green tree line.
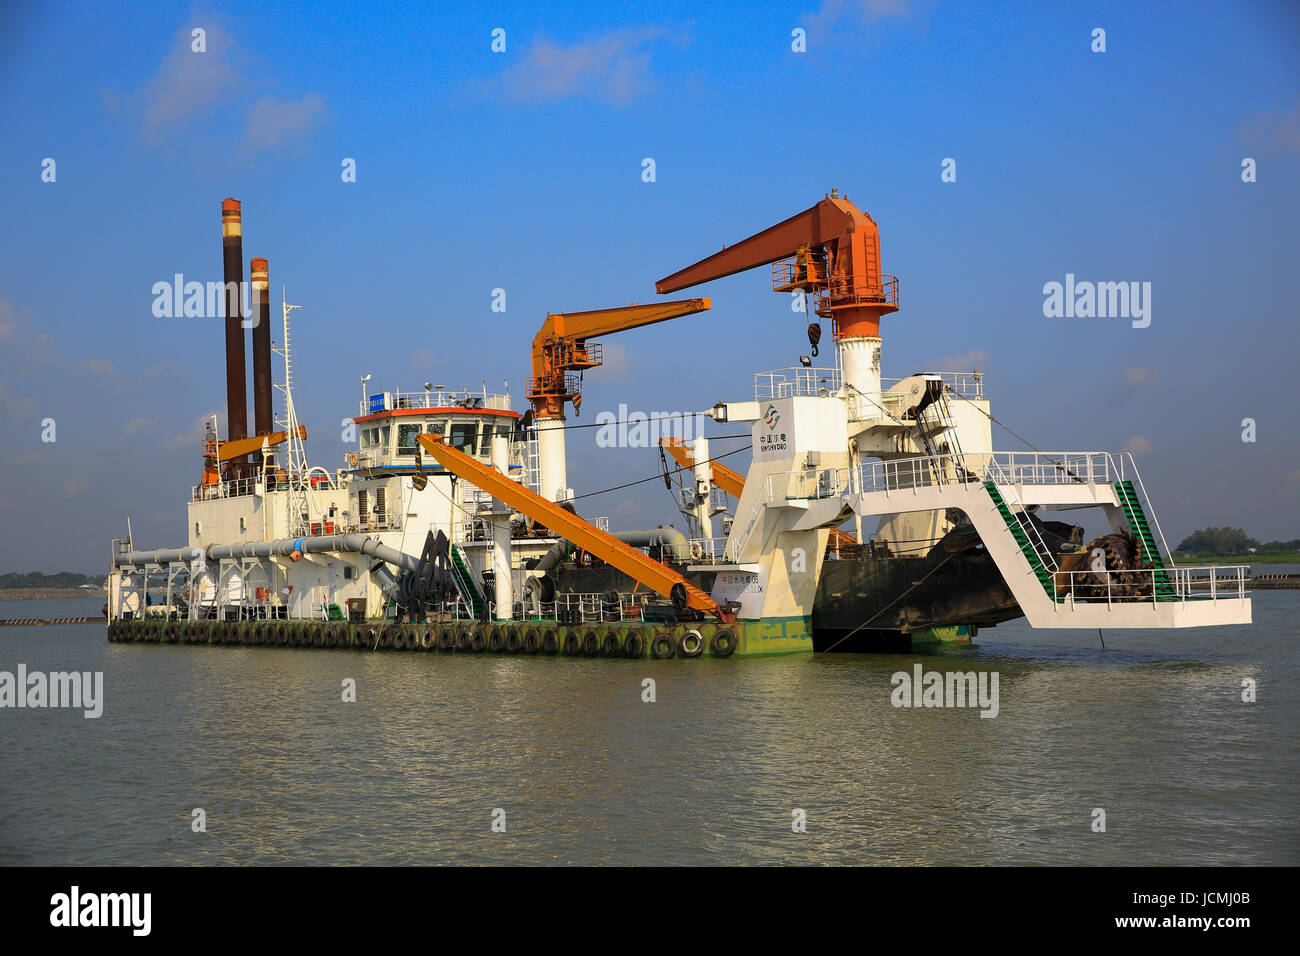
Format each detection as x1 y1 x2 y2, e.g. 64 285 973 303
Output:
0 571 107 589
1174 527 1300 556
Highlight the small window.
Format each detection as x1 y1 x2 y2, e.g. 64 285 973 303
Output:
379 425 391 451
344 566 354 580
239 516 247 532
426 421 446 437
194 521 201 537
449 422 477 455
396 423 421 456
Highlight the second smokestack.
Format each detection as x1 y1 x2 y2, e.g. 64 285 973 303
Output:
250 257 273 438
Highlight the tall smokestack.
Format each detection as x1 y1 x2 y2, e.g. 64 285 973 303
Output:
221 198 249 468
250 257 273 438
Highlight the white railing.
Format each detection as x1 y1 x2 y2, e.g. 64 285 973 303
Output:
192 477 260 500
881 371 986 400
765 466 854 501
754 367 842 401
688 537 741 563
1052 565 1248 606
360 388 512 417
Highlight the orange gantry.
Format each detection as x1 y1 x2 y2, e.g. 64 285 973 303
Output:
417 433 733 623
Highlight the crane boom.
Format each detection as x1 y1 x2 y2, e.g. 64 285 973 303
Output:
417 433 733 622
655 194 897 341
527 299 711 418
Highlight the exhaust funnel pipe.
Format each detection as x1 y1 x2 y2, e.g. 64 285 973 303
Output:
221 198 249 473
250 256 273 439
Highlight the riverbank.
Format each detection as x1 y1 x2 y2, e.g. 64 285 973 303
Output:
1173 555 1300 565
0 588 102 600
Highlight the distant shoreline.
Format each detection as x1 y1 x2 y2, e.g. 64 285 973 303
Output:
1172 555 1300 566
0 588 103 601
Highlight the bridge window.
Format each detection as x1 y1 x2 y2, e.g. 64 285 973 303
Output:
396 423 421 456
449 422 477 455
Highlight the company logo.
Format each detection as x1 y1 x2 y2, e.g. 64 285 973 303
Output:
764 404 781 430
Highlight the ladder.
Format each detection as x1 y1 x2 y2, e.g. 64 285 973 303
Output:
1114 481 1177 599
985 482 1060 601
449 544 486 619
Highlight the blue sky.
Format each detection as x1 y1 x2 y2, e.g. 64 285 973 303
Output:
1 0 1297 572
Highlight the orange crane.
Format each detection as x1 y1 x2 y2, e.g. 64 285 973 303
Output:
655 191 898 356
201 426 307 488
526 299 712 418
524 299 711 502
417 432 733 622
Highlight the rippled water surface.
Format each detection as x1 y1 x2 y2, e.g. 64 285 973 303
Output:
2 591 1296 865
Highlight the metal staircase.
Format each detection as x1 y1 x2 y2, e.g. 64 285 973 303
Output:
449 544 486 619
1114 480 1177 600
984 481 1060 601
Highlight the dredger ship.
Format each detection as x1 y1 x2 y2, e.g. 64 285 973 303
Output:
105 195 1251 657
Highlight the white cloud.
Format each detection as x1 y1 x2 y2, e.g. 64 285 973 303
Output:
492 28 684 105
238 93 330 157
921 349 988 371
123 416 159 436
1121 435 1153 456
1122 367 1161 388
805 0 913 42
140 22 246 139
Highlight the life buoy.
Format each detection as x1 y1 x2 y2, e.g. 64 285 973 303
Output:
506 628 523 654
541 629 559 655
710 628 738 658
651 632 676 659
562 631 581 656
678 629 704 659
522 629 540 654
623 632 644 659
581 630 601 657
601 632 621 658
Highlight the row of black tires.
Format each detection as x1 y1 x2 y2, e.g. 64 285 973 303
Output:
107 619 739 659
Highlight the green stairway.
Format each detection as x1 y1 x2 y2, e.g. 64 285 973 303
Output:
985 482 1060 601
449 544 486 618
1114 481 1177 600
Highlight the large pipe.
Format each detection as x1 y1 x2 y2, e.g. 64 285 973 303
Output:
113 533 419 572
613 526 690 561
221 198 249 473
250 256 273 438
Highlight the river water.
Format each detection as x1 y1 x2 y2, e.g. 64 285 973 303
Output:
1 589 1296 865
